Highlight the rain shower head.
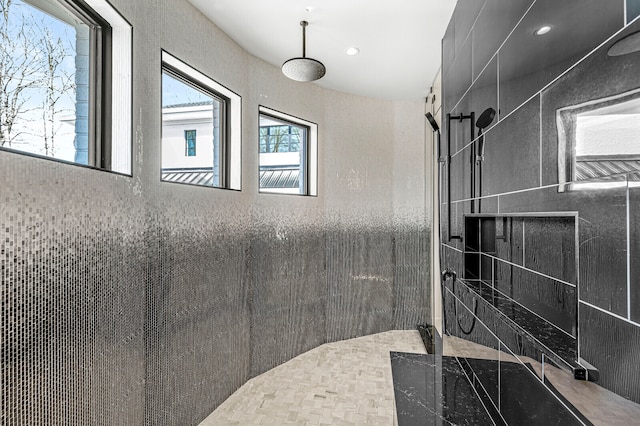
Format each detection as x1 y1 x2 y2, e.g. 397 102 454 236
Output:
426 112 440 132
282 21 326 82
476 107 496 130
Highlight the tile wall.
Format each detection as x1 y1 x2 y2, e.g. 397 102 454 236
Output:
0 0 431 424
441 0 640 404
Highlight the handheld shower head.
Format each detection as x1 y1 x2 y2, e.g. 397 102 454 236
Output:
476 107 496 131
475 107 496 164
426 112 440 132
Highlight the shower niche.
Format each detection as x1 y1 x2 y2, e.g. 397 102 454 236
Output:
451 213 591 379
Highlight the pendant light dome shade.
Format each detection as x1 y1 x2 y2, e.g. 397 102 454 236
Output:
282 21 326 82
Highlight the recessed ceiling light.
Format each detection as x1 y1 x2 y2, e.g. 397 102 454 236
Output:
534 25 552 36
345 47 360 56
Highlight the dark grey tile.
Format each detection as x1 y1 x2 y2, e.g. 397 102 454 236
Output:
481 95 541 197
452 92 474 154
472 0 534 81
498 185 628 317
453 0 487 53
630 179 640 322
499 0 624 118
495 217 524 266
450 145 473 203
511 267 576 336
541 19 640 187
523 216 576 284
580 303 640 403
325 227 395 342
447 38 473 111
471 55 498 117
441 244 464 279
443 17 456 77
393 224 431 329
478 195 498 214
457 279 578 368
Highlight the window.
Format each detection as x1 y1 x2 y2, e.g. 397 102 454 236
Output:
0 0 132 174
259 106 317 195
557 89 640 191
185 130 196 156
161 51 241 190
260 125 301 153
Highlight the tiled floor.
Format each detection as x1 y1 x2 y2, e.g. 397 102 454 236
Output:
200 331 640 425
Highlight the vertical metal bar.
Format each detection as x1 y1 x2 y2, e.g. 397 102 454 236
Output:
302 21 307 58
470 112 476 213
447 113 452 241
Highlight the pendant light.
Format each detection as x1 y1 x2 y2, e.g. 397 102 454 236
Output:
282 21 326 82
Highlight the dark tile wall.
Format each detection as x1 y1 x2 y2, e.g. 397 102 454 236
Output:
441 0 640 404
0 0 430 425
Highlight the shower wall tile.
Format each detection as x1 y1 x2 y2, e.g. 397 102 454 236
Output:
540 19 640 187
630 181 640 322
392 225 431 329
392 101 431 330
1 154 148 425
325 226 395 342
452 106 475 154
481 96 540 197
446 38 473 111
510 267 576 335
580 304 640 403
498 0 624 118
443 18 456 77
477 195 498 214
453 0 486 54
441 245 464 279
523 217 576 284
469 56 498 123
249 223 327 377
449 150 468 203
471 0 534 81
494 217 524 266
442 0 637 402
498 185 628 317
2 0 432 424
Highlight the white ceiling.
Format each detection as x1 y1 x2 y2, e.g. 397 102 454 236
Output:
187 0 457 101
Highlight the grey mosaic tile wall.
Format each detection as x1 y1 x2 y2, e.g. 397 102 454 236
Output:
0 0 431 425
441 0 640 404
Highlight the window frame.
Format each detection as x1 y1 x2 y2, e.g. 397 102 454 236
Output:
258 106 318 196
160 50 242 191
184 130 197 157
557 88 640 192
0 0 132 175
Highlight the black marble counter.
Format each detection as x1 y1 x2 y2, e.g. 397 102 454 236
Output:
391 351 492 425
391 351 589 425
450 278 581 375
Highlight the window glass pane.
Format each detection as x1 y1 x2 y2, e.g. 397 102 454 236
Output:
259 114 307 194
559 91 640 191
161 71 223 187
0 0 89 164
185 129 196 156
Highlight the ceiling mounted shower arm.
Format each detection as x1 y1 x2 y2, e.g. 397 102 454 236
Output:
282 20 326 82
301 20 307 57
